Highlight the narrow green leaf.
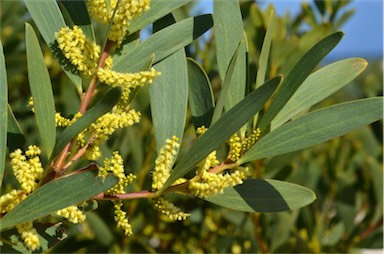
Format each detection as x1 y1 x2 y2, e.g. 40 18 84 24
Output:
24 0 81 90
211 41 244 124
257 31 344 130
0 41 7 189
51 87 121 160
0 169 119 230
187 58 214 128
206 179 316 212
271 58 368 130
150 49 188 153
240 97 383 163
255 10 275 89
128 0 191 34
60 0 95 41
26 23 56 158
161 76 282 191
114 14 213 72
213 0 244 80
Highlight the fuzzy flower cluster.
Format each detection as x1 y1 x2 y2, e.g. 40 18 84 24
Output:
113 200 133 236
56 205 86 224
97 67 160 107
153 198 190 221
87 0 151 46
98 151 136 194
55 26 100 76
16 222 40 251
151 136 180 192
227 128 261 162
189 167 250 198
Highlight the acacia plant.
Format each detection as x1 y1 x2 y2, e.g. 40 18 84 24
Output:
0 0 382 252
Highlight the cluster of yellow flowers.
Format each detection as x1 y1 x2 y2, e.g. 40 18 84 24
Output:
99 152 136 236
153 198 190 221
55 26 100 76
87 0 150 46
227 128 261 162
16 222 40 251
55 205 86 224
151 136 180 192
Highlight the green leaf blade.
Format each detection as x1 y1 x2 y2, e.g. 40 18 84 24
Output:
150 49 188 153
0 170 119 230
114 14 213 73
206 179 316 213
0 41 7 188
26 23 56 158
271 58 368 130
161 76 282 191
258 31 344 130
240 97 383 163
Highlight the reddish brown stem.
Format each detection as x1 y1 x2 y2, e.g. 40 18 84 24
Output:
94 190 155 200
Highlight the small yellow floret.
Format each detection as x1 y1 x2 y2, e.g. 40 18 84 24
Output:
55 25 100 76
16 222 40 251
227 133 242 162
56 205 86 224
151 136 180 191
113 200 133 236
153 197 190 221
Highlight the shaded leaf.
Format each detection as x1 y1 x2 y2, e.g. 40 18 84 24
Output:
240 97 383 163
187 58 214 128
206 179 316 212
0 169 119 230
271 58 368 130
258 31 344 129
26 23 56 158
7 104 25 152
161 76 282 191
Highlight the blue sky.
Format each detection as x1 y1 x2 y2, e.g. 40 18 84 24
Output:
194 0 383 61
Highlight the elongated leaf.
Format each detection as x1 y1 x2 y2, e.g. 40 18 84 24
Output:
114 14 213 72
206 179 316 212
0 41 7 188
150 49 188 153
51 87 121 160
60 1 95 41
24 0 81 91
240 97 383 163
161 76 282 191
213 0 244 80
7 105 25 152
26 23 56 158
271 58 368 130
0 169 118 230
187 58 214 128
128 0 191 34
257 31 344 130
211 41 244 124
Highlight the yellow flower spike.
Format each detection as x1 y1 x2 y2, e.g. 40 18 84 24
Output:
0 189 26 214
99 151 136 194
113 200 133 236
56 205 86 224
153 197 190 221
189 167 250 199
16 222 40 251
10 146 44 194
242 128 261 151
151 136 180 192
196 125 208 136
227 133 242 162
55 26 100 76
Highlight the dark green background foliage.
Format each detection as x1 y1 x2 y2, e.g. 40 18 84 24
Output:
1 1 382 253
